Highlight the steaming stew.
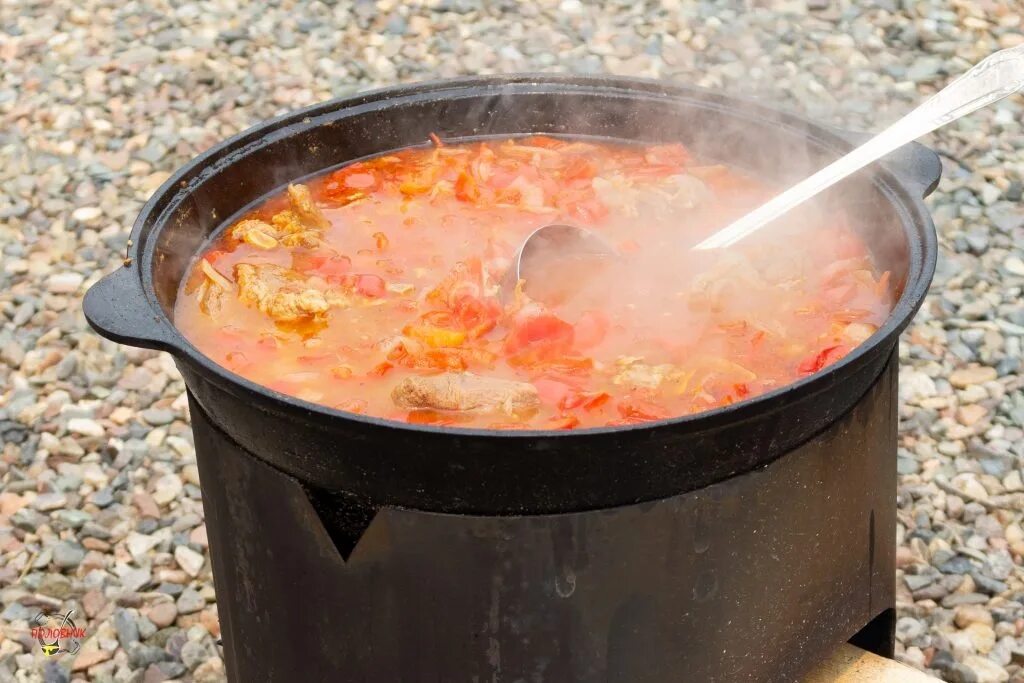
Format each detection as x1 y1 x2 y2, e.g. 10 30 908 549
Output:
176 136 893 430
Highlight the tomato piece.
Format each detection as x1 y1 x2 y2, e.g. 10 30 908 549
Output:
574 310 610 350
562 157 596 182
314 256 353 281
354 274 386 298
616 397 669 422
797 345 849 376
452 295 501 339
505 313 575 355
534 378 574 407
485 165 519 190
561 391 610 412
548 414 581 430
292 253 327 271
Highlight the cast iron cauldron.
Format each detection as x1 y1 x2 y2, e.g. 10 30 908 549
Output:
84 75 940 682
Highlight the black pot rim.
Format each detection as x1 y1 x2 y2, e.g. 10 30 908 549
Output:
92 73 938 441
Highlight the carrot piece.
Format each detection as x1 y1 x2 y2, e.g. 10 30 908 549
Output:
797 345 849 376
404 325 467 348
454 171 481 203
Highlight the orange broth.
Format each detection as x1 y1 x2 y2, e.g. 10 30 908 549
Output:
174 135 893 429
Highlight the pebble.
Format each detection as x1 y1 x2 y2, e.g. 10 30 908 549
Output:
193 657 226 682
1004 257 1024 277
125 532 161 561
961 654 1010 683
965 623 997 654
113 608 141 648
71 206 103 223
46 272 84 294
37 573 74 599
32 492 68 511
956 605 995 629
127 643 169 669
71 642 113 671
67 417 104 437
52 540 86 569
950 366 999 389
147 602 178 629
175 545 206 578
176 588 205 615
897 616 925 641
152 474 184 505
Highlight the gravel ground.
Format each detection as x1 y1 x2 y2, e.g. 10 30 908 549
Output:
1 0 1022 681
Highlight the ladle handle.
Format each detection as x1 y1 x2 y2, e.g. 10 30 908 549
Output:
695 44 1024 251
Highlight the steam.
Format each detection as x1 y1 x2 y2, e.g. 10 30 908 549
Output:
166 79 904 340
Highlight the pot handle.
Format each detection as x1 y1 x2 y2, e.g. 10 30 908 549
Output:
84 266 180 353
832 129 942 199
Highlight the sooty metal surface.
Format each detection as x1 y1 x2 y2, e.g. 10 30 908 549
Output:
193 355 898 683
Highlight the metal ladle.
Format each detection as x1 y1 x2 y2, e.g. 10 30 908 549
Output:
503 44 1024 302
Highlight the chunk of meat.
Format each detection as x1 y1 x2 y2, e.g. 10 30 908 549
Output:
230 219 279 249
663 174 711 209
392 372 540 415
287 183 330 229
196 280 225 317
271 211 321 248
235 263 330 322
228 183 327 249
612 357 674 389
